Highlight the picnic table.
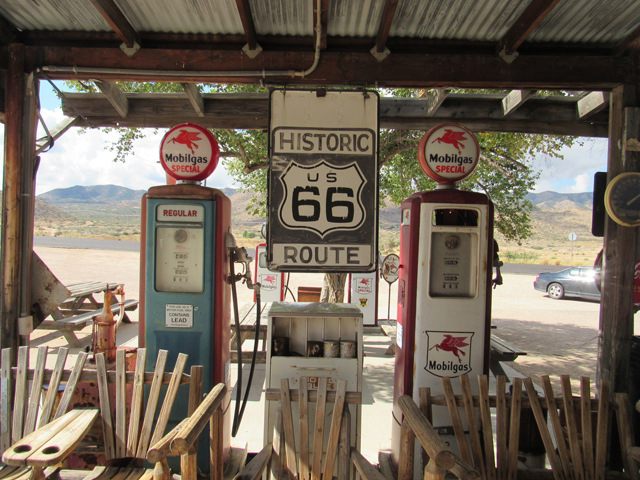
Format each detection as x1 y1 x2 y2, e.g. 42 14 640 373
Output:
50 282 122 319
37 281 139 348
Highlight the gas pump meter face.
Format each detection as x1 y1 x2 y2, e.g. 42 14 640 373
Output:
155 226 204 293
428 207 479 298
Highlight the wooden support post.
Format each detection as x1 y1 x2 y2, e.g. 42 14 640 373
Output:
598 84 639 393
398 420 415 480
1 44 38 353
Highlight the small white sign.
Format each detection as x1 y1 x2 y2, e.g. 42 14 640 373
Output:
165 304 193 328
569 232 578 241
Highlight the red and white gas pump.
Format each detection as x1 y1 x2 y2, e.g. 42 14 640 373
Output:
391 124 494 471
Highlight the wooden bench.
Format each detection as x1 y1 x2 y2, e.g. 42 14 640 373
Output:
37 299 139 347
489 334 527 377
1 346 230 480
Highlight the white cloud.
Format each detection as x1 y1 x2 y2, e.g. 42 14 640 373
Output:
0 107 238 195
533 137 608 193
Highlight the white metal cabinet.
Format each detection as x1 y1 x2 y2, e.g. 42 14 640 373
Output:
264 302 363 467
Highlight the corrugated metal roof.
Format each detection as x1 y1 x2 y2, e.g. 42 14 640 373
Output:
0 0 110 32
530 0 640 44
2 0 640 45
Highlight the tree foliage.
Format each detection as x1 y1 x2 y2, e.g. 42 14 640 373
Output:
66 81 579 246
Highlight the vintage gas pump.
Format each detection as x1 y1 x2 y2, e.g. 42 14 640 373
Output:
391 124 494 471
139 123 233 470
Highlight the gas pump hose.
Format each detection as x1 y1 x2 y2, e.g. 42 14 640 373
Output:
230 258 262 437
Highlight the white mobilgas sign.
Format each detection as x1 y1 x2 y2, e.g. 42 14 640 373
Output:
159 123 220 182
268 89 379 272
417 123 480 185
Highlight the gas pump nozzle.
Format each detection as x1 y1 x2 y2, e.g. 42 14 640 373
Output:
226 231 260 291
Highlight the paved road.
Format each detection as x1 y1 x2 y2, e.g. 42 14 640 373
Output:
34 236 140 252
32 236 567 274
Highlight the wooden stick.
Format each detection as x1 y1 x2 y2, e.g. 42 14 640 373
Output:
594 380 610 480
323 379 347 480
397 395 456 471
523 378 564 480
272 405 285 480
38 347 69 427
337 407 351 480
54 352 88 420
614 392 639 480
169 382 227 454
560 375 584 480
181 365 203 480
496 375 508 480
280 378 299 479
264 388 362 404
542 375 573 480
478 375 496 480
581 377 594 480
299 376 309 480
115 349 126 458
24 346 48 436
397 420 414 480
311 377 327 480
1 349 13 453
442 376 473 466
11 346 28 443
461 375 485 477
127 348 147 457
136 349 168 458
507 377 522 480
95 352 116 460
149 353 188 448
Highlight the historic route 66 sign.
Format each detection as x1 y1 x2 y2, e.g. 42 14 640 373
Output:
278 160 366 237
268 89 379 272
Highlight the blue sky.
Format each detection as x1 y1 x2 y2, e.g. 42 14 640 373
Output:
0 81 609 195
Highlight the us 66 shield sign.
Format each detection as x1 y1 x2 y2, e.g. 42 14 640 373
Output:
268 89 379 272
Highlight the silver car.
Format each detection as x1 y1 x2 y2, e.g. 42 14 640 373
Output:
533 266 601 301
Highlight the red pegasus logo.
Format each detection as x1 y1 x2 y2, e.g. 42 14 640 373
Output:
265 275 276 283
429 334 469 363
432 129 467 154
359 278 371 286
169 129 202 154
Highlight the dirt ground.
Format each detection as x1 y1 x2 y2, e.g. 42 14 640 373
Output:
31 245 638 396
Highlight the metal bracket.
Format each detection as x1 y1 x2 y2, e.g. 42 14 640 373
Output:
370 45 391 62
120 40 141 57
498 46 519 64
243 43 263 59
18 315 34 336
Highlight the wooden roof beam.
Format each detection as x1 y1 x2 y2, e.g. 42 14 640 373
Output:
0 14 17 45
181 83 205 117
235 0 262 58
422 88 450 116
614 24 640 55
497 0 563 64
502 89 534 116
94 80 128 118
577 91 609 119
89 0 140 53
372 0 399 61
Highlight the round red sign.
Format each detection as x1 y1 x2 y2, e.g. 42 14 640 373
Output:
159 124 220 181
417 123 480 185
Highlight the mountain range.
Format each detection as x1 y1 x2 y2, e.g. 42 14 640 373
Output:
36 184 595 220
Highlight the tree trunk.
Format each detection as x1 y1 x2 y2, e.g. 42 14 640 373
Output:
321 273 347 303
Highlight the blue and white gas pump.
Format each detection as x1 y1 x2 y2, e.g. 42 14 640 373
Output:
139 124 249 472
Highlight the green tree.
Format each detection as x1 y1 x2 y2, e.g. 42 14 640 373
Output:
66 82 578 300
